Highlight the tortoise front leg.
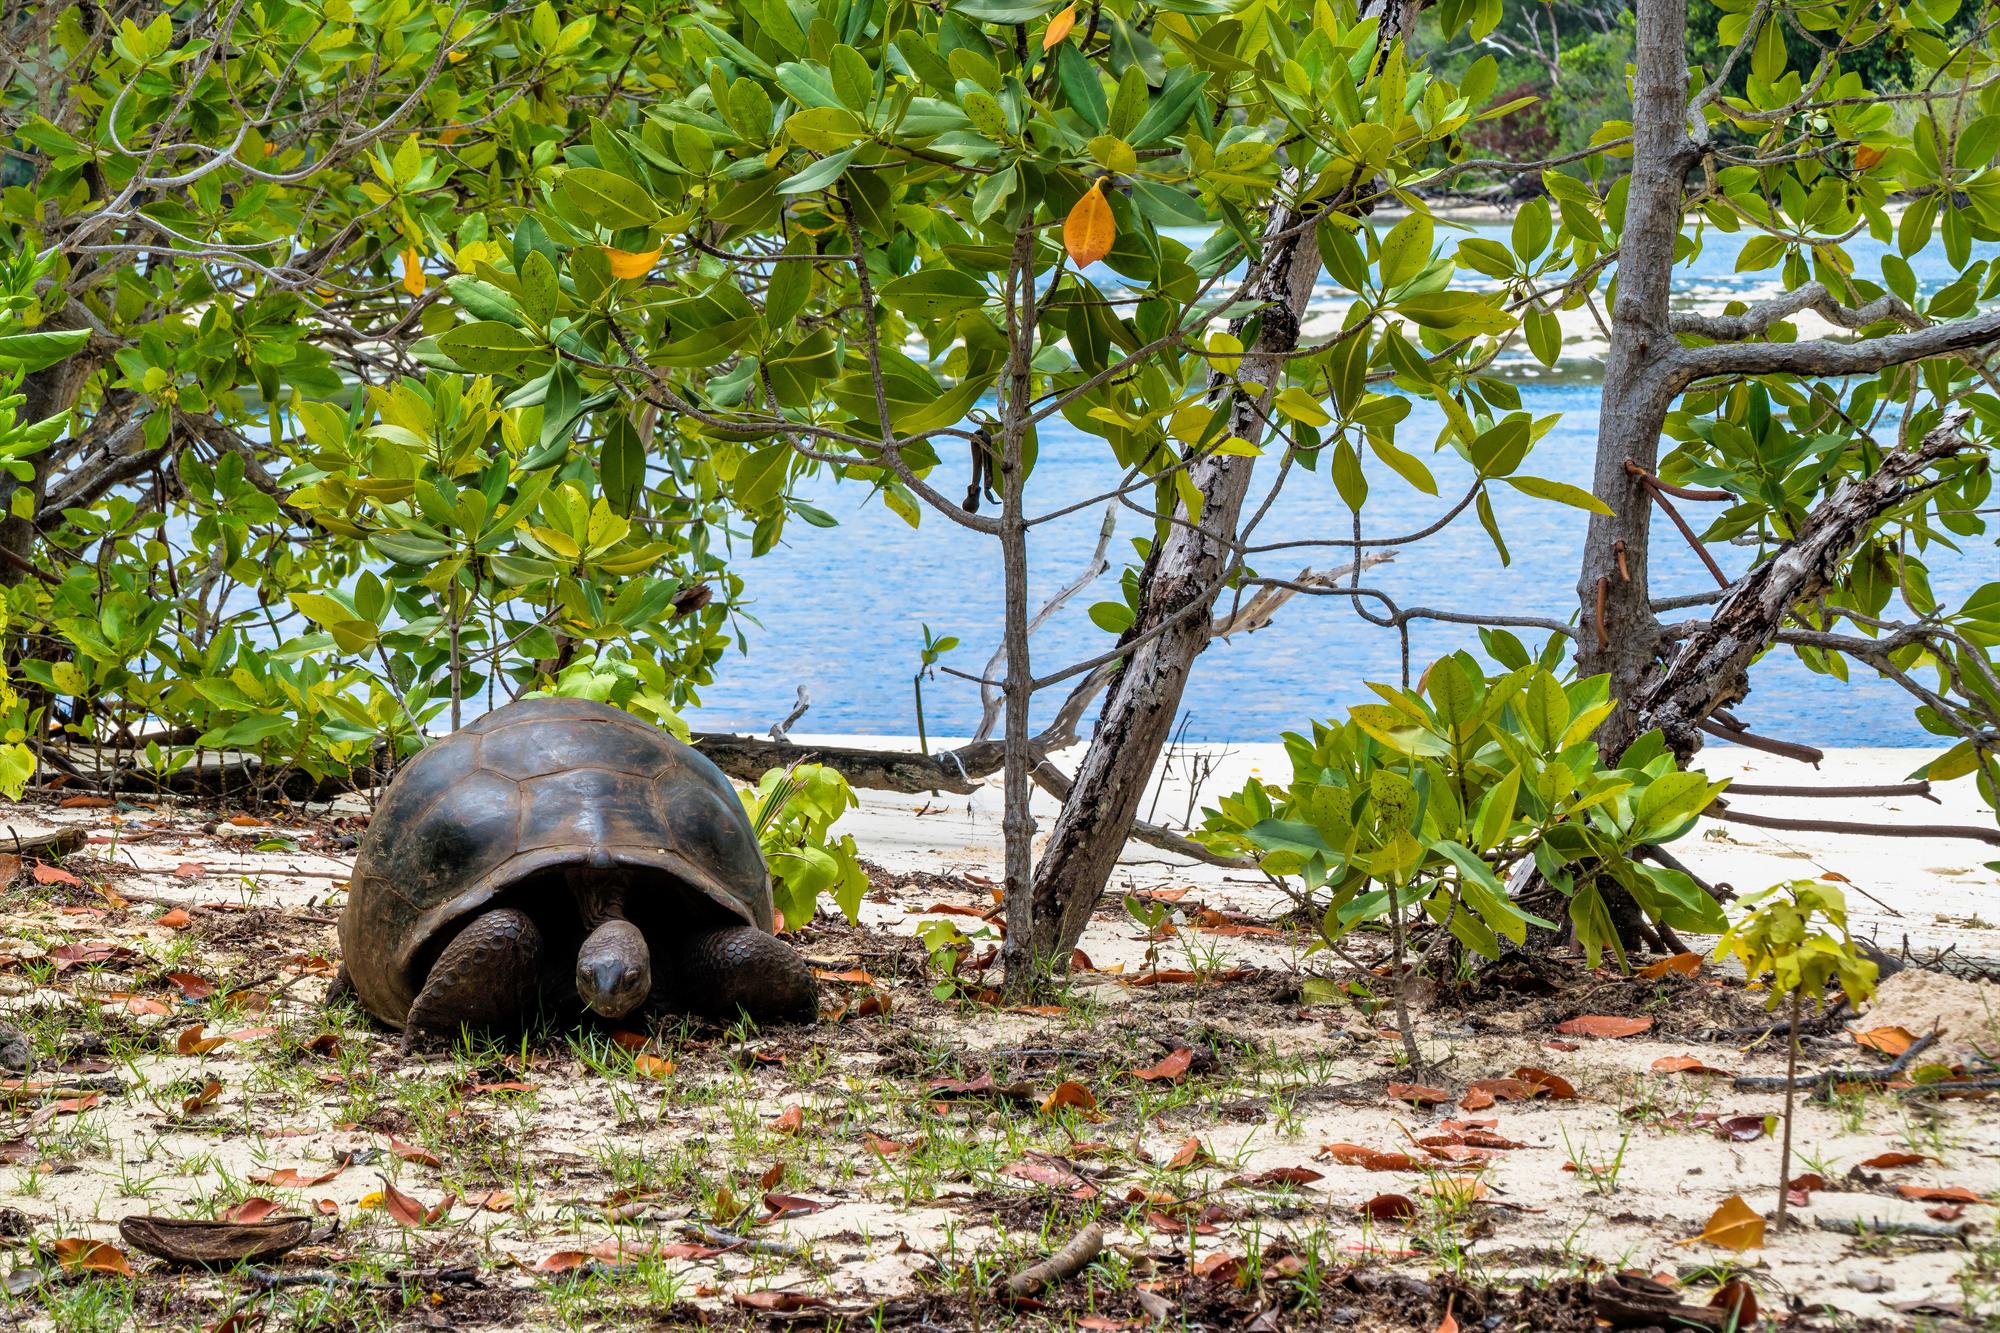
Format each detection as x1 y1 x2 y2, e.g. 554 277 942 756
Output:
657 926 819 1026
401 907 545 1053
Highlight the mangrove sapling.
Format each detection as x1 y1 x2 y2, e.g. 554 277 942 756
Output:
1713 881 1880 1228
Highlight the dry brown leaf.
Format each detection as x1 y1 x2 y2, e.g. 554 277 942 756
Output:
771 1104 806 1135
1358 1193 1417 1222
1315 1143 1419 1171
1555 1014 1651 1038
1387 1082 1450 1106
1166 1135 1213 1170
1129 1048 1193 1083
1040 1080 1102 1118
1511 1066 1578 1100
1897 1185 1982 1203
52 1237 135 1276
1853 1026 1918 1056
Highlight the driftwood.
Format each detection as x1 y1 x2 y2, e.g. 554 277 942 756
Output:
1001 1221 1103 1299
1732 1031 1938 1094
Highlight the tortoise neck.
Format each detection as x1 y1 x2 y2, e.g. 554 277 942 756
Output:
564 868 628 930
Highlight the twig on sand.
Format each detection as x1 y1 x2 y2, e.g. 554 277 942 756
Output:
678 1222 808 1260
1001 1221 1103 1300
1814 1215 1973 1240
1731 1031 1938 1095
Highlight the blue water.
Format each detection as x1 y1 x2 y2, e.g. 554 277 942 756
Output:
688 222 1998 747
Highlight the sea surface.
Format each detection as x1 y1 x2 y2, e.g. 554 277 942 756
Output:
687 220 1998 749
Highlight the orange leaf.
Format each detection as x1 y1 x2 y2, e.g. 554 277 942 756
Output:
1651 1054 1731 1077
158 908 191 929
221 1198 280 1224
1129 1048 1192 1083
1858 1151 1936 1168
1315 1143 1419 1171
1556 1014 1651 1038
1637 952 1702 979
1511 1066 1577 1100
59 795 112 809
177 1025 227 1057
382 1180 452 1226
604 246 661 279
1897 1185 1982 1203
33 862 82 887
1165 1135 1212 1170
389 1137 442 1168
1855 144 1885 169
249 1163 346 1188
1853 1026 1917 1056
1040 1080 1099 1115
771 1104 806 1135
1387 1082 1450 1106
52 1238 134 1276
633 1054 675 1081
1710 1278 1758 1326
1064 180 1116 268
182 1078 222 1114
1042 2 1077 49
173 863 208 880
1683 1195 1764 1251
400 247 425 297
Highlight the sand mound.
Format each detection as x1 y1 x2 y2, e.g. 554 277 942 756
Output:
1856 967 2000 1063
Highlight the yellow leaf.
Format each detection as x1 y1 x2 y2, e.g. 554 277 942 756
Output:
1682 1195 1765 1251
1043 2 1078 49
1064 180 1115 268
605 245 661 279
400 247 425 297
358 1190 385 1210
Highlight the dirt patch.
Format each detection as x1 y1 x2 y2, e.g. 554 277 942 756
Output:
1858 967 2000 1063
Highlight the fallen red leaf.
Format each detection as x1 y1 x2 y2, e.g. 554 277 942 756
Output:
221 1198 280 1223
1387 1082 1450 1107
771 1104 805 1135
389 1137 442 1168
1358 1193 1418 1222
1166 1135 1212 1170
1897 1185 1982 1203
1652 1054 1732 1077
1858 1151 1937 1168
33 863 83 887
1129 1048 1193 1083
51 1237 134 1276
1556 1014 1652 1038
1511 1067 1578 1100
157 908 191 929
1316 1143 1420 1171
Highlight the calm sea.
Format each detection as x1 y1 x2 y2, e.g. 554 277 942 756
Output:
691 221 1998 748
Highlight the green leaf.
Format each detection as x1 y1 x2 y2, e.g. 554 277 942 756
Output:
435 321 545 374
877 269 989 318
560 167 659 230
0 329 89 373
777 147 857 194
1504 474 1612 515
1378 211 1432 289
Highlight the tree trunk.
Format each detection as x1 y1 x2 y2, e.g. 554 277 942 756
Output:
1003 173 1324 988
1572 0 1696 756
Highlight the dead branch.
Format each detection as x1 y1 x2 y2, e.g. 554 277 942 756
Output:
1001 1220 1103 1300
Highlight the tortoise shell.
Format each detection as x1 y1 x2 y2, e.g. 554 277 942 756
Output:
339 697 770 1026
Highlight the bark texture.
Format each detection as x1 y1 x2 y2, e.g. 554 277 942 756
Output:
1634 413 1976 759
1571 0 1697 754
1009 172 1325 981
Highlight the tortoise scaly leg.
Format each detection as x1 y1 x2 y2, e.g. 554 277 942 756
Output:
401 907 545 1053
658 926 819 1025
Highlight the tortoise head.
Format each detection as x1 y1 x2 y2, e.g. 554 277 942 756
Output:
576 918 650 1019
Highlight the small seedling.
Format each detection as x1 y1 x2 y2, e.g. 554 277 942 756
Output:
1713 880 1879 1227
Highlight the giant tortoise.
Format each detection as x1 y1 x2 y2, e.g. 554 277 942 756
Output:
333 697 818 1047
